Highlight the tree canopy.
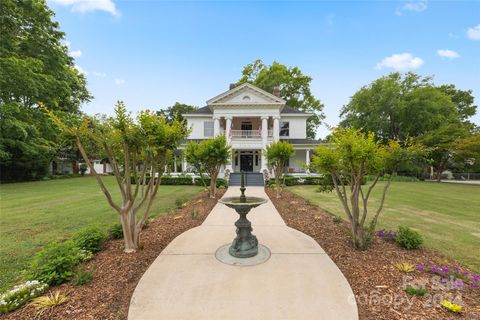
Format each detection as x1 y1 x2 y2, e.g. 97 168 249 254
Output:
157 102 198 124
185 136 231 198
340 72 476 142
0 0 91 181
236 59 324 139
265 141 295 198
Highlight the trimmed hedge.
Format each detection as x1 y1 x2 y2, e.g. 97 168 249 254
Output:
194 178 227 188
130 175 193 185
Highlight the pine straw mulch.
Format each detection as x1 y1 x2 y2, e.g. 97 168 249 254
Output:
266 188 480 320
2 189 225 320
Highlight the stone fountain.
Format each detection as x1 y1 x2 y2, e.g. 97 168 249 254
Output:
218 171 268 260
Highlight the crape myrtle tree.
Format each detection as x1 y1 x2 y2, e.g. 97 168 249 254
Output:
311 128 424 250
185 135 231 198
43 101 188 252
265 141 295 198
237 60 324 139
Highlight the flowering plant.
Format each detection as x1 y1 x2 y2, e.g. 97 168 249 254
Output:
0 280 48 314
416 262 479 289
376 229 397 241
440 300 462 313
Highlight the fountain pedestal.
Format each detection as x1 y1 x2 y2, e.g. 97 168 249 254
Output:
219 171 267 259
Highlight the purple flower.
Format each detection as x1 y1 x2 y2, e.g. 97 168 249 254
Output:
416 265 425 272
441 278 448 283
473 275 480 283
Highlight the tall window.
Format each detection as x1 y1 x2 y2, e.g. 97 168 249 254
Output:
204 121 214 137
280 121 289 137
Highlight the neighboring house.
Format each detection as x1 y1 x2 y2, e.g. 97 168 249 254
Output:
84 160 114 175
178 83 320 178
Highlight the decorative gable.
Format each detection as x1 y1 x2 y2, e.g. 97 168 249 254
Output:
207 83 285 106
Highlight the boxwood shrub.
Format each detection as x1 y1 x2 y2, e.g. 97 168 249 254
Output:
194 178 227 188
395 226 423 249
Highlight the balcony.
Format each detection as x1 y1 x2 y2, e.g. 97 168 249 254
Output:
228 130 273 138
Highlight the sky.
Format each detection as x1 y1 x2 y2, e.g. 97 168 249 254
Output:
48 0 480 138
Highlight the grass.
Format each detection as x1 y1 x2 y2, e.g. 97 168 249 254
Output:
289 181 480 272
0 176 202 291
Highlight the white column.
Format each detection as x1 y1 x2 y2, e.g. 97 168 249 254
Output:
173 155 177 173
225 117 233 172
182 156 187 173
273 116 280 142
261 116 269 171
213 116 220 137
306 149 311 173
225 117 232 145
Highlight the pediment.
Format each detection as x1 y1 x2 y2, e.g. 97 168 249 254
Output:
207 83 285 106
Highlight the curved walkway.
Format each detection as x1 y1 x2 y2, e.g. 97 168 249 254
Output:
129 187 358 320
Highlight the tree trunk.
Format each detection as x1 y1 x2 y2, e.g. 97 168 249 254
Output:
120 210 138 253
209 178 216 198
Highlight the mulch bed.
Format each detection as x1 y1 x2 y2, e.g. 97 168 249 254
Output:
2 189 225 320
266 188 480 320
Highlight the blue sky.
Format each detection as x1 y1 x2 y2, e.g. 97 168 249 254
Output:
49 0 480 138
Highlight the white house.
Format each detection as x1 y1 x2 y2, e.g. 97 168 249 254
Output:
178 83 320 178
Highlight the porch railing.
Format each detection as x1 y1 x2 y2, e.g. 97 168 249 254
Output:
229 130 273 138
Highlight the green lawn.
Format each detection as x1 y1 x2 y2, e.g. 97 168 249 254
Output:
289 182 480 272
0 176 201 291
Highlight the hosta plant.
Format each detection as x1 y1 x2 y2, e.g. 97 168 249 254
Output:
0 280 48 314
440 300 462 313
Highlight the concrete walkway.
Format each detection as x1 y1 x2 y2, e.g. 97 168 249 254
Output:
129 187 358 320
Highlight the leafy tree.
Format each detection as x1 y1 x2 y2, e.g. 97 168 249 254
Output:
265 141 295 198
237 59 324 139
311 128 425 250
417 124 469 181
157 102 198 124
185 136 231 198
0 0 91 181
43 101 188 252
340 72 471 142
453 133 480 175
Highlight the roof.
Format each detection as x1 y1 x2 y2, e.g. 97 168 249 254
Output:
185 105 309 116
282 138 321 145
186 106 212 115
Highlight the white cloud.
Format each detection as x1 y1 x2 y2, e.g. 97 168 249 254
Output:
69 49 82 58
74 65 88 75
437 49 460 59
375 53 424 70
50 0 119 16
467 24 480 40
114 78 125 85
93 71 107 77
395 1 427 15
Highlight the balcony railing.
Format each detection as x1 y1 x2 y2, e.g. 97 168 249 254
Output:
228 130 273 138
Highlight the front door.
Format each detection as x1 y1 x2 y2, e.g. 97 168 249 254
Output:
240 154 254 172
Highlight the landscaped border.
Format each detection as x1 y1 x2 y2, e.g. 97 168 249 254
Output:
266 188 480 320
1 189 225 320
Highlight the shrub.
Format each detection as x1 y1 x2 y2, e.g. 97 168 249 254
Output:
405 286 428 296
0 280 48 314
108 223 123 239
73 268 94 286
72 225 108 253
160 176 193 185
26 241 84 285
395 226 423 249
194 178 227 188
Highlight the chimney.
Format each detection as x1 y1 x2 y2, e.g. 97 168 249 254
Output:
273 86 281 97
229 83 237 90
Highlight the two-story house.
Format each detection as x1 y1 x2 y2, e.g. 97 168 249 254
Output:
179 83 319 178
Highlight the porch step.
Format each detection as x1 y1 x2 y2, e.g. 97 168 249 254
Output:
229 173 264 187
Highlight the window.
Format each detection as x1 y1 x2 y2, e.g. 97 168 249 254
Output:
255 151 258 166
204 121 214 137
280 121 289 137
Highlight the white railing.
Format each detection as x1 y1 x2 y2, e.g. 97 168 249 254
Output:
228 129 274 138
